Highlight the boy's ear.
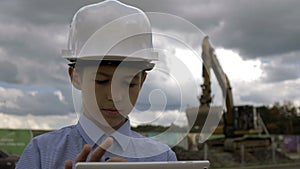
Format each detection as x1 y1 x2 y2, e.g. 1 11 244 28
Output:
68 67 81 90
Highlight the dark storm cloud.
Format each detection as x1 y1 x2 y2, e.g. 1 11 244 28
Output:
214 0 300 58
0 90 71 116
261 52 300 83
0 0 77 112
262 64 298 83
3 0 300 57
0 0 98 25
122 0 300 59
0 61 20 83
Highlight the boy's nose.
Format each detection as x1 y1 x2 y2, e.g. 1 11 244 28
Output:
107 86 123 102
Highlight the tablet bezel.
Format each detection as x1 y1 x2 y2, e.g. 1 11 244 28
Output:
75 160 210 169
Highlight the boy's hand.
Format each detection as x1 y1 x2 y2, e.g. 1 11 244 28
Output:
65 137 126 169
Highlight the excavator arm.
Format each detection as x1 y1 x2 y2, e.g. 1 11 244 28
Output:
201 36 235 136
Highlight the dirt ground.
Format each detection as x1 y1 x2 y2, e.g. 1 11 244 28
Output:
173 144 299 168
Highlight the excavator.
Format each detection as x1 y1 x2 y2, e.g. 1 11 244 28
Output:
186 36 271 151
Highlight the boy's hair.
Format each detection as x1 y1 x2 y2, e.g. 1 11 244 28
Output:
70 59 154 71
71 59 152 78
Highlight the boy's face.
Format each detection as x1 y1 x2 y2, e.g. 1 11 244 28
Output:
78 64 146 129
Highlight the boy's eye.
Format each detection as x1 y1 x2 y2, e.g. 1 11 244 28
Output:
94 79 138 87
129 83 138 87
123 80 138 88
95 80 109 84
128 80 140 87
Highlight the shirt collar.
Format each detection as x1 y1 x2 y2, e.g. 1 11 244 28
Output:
110 119 131 151
77 115 131 152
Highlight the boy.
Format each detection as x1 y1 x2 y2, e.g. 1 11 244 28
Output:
16 1 177 169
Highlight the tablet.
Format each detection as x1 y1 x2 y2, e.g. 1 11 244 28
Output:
75 160 210 169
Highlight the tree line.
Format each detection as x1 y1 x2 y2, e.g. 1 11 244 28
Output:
258 101 300 134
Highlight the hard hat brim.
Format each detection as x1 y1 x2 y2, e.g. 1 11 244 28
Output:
67 55 155 71
65 55 152 62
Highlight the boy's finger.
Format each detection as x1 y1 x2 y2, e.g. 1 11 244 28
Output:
64 160 73 169
76 144 91 163
89 137 114 162
106 157 128 162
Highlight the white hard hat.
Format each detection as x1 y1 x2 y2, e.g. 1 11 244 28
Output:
62 0 157 66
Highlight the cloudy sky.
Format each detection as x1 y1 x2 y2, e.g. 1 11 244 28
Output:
0 0 299 129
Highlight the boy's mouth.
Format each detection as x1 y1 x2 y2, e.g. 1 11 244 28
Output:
101 108 120 117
